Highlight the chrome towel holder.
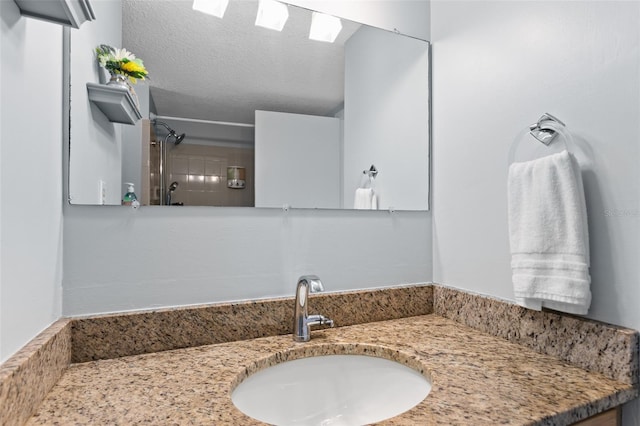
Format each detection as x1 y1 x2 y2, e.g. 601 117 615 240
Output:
508 113 573 164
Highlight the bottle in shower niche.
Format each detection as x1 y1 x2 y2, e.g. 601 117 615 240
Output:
122 183 140 208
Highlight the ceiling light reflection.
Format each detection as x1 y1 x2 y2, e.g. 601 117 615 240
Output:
255 0 289 31
309 11 342 43
192 0 229 19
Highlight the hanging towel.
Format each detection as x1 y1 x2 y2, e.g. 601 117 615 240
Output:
507 150 591 314
354 188 377 210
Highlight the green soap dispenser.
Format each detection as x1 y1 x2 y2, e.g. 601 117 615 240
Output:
122 182 140 207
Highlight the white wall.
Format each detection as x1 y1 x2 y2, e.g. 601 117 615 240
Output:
255 110 341 209
343 25 430 210
68 0 123 205
431 1 639 424
0 2 63 362
62 2 433 315
63 206 432 315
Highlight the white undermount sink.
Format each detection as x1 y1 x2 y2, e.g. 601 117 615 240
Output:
231 353 432 425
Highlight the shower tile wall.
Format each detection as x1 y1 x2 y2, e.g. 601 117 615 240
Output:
168 144 254 207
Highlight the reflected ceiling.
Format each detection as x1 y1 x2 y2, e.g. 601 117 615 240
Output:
122 0 361 123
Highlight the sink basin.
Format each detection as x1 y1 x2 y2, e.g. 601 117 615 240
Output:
231 353 432 425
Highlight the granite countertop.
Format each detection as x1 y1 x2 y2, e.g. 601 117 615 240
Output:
26 314 636 425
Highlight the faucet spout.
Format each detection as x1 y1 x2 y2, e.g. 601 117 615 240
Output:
293 275 334 342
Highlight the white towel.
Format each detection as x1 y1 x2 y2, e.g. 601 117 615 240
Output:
354 188 377 210
507 150 591 314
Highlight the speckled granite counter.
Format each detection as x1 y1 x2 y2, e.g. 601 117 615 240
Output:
25 315 637 425
1 284 638 425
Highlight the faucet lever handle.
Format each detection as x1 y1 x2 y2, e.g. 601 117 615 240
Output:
306 314 335 328
322 318 335 327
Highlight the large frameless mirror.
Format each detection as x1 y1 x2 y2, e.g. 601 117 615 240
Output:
68 0 430 210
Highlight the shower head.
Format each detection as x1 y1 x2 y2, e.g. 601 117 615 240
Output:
153 118 186 145
162 129 186 145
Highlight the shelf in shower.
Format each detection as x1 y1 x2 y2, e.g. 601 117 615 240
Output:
87 83 142 125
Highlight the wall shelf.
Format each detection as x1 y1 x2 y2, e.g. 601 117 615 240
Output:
87 83 142 125
13 0 95 29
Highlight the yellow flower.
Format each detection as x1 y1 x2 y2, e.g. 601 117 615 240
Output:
121 61 147 75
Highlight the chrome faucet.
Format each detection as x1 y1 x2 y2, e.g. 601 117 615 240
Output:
293 275 334 342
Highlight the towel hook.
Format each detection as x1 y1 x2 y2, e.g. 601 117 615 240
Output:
529 113 566 146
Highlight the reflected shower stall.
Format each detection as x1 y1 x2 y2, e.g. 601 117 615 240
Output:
147 114 256 207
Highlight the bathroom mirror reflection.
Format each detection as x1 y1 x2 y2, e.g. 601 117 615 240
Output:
68 0 430 210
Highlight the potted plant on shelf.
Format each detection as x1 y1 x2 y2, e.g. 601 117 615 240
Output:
95 44 149 105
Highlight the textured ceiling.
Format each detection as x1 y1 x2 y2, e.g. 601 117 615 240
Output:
122 0 361 124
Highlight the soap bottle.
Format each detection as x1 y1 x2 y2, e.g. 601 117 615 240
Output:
122 183 139 207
